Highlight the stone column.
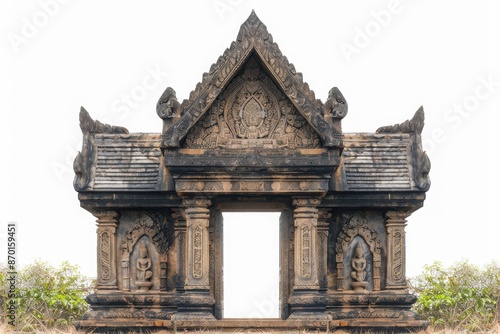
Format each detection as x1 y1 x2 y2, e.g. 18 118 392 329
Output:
289 198 327 318
94 211 118 290
292 198 321 291
172 208 187 292
317 209 331 292
385 210 409 290
183 197 211 291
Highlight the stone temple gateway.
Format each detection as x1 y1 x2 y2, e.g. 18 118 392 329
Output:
74 11 430 332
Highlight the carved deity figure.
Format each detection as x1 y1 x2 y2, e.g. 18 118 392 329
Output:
350 243 369 292
136 241 154 290
351 243 367 282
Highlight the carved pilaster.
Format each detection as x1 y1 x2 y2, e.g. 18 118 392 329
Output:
172 208 187 292
183 198 211 290
94 211 119 290
385 211 409 290
317 209 331 291
292 198 321 291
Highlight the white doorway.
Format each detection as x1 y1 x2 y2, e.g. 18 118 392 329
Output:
222 212 280 318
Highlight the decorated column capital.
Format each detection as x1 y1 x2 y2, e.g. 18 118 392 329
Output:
93 210 119 225
385 210 410 290
183 197 212 209
385 210 409 225
93 210 119 290
292 198 321 208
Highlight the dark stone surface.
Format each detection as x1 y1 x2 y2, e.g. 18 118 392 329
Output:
74 10 430 333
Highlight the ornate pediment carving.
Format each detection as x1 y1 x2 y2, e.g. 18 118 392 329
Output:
183 56 321 149
160 10 344 150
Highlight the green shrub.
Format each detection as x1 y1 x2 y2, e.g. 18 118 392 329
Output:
1 260 93 331
410 260 500 332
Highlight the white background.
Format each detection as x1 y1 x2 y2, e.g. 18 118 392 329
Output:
1 0 499 317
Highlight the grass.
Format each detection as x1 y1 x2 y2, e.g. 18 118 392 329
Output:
1 324 499 334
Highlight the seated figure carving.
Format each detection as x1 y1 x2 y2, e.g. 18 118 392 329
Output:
350 243 368 291
136 241 154 290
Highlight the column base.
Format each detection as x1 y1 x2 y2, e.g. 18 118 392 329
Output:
289 291 327 316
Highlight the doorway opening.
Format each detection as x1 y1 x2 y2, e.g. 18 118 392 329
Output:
222 212 280 318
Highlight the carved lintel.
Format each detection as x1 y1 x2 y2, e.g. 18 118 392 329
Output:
385 211 409 289
94 211 119 290
183 198 211 290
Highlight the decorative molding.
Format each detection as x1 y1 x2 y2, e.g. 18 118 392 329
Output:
192 224 204 279
121 214 169 256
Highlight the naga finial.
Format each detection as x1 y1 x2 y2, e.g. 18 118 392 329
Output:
323 87 348 121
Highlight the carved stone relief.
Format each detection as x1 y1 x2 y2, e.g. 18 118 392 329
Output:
349 240 369 291
385 210 409 289
75 10 430 331
162 11 342 149
335 212 382 291
183 56 321 149
120 213 169 291
292 198 321 290
95 211 119 290
183 198 211 290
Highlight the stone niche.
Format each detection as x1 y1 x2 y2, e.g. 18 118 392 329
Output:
74 10 431 333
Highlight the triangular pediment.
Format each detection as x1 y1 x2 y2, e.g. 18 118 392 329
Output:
162 11 343 149
183 55 321 149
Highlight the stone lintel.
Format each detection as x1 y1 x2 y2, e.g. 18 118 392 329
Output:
79 192 182 211
175 177 330 196
322 192 425 209
165 148 341 175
